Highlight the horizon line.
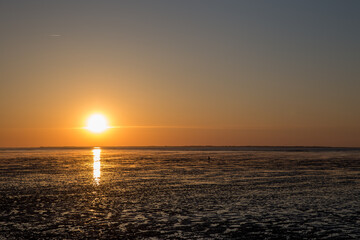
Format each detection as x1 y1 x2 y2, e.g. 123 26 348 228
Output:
1 145 360 149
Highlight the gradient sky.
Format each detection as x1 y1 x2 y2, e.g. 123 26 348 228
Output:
1 0 360 147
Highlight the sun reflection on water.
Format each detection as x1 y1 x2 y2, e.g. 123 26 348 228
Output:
92 147 101 185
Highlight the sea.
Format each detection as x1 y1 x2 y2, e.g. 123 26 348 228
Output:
0 146 359 239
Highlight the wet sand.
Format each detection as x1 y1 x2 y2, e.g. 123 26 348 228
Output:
0 148 359 239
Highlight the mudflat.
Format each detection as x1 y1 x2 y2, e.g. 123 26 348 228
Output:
0 147 359 239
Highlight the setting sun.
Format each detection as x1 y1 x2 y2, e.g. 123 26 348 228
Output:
86 114 109 133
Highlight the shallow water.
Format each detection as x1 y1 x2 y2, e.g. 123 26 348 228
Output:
0 148 359 239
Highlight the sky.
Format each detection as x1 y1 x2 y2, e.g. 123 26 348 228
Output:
1 0 360 147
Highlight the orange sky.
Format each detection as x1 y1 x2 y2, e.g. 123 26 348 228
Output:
1 1 360 147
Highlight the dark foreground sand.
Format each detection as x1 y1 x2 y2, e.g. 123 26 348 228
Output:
0 148 359 239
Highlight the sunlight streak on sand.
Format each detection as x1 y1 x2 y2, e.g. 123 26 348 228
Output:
92 148 101 185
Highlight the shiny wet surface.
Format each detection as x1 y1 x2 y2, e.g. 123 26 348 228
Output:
0 148 360 239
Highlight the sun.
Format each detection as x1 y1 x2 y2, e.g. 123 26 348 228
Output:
86 114 109 133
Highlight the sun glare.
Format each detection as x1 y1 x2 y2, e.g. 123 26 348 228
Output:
86 114 109 133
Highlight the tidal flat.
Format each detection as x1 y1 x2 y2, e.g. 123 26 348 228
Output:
0 147 359 239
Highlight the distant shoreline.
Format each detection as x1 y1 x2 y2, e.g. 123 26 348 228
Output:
1 146 360 152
